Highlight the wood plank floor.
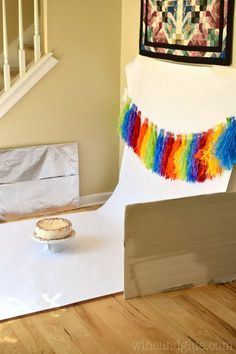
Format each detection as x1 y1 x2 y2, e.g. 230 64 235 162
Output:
0 282 235 354
1 205 100 224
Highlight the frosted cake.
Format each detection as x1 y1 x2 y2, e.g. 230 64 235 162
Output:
35 218 73 240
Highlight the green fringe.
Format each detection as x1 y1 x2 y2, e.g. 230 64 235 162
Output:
118 98 132 135
180 134 193 180
144 125 157 170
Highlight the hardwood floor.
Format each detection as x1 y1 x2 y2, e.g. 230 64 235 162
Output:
0 282 235 354
1 205 100 224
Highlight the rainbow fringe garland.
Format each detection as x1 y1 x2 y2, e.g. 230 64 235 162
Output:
118 99 236 183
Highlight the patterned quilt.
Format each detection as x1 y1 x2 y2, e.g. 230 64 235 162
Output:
140 0 235 65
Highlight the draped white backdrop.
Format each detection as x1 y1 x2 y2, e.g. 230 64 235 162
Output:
0 56 235 321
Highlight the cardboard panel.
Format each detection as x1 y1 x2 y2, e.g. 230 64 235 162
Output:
124 192 236 299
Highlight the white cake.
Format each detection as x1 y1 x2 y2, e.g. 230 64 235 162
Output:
35 218 73 240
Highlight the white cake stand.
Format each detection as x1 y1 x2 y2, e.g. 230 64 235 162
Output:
32 231 76 253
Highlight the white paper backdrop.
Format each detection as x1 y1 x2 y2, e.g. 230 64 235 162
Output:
0 56 235 321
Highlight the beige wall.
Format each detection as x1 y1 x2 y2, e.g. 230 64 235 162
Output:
0 1 235 196
120 0 140 96
0 0 121 196
120 0 236 190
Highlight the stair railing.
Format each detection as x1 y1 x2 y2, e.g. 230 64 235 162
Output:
2 0 11 92
1 0 44 93
18 0 26 77
34 0 41 63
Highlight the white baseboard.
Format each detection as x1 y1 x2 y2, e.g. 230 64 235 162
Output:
79 192 112 207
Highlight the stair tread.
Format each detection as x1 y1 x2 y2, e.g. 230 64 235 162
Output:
0 68 19 73
25 46 34 50
0 52 35 73
18 44 34 50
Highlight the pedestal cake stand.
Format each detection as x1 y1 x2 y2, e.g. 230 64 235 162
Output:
32 231 76 253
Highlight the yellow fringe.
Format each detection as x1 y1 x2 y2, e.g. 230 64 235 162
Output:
206 124 225 178
197 124 225 178
174 135 187 180
140 123 152 161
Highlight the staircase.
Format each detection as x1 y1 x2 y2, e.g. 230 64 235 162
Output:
0 0 57 119
0 44 34 89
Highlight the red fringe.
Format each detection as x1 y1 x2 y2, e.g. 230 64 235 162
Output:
135 118 149 156
161 133 175 177
165 135 182 180
195 131 211 182
131 111 141 150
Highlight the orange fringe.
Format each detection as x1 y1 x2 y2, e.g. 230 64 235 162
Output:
165 135 182 180
135 118 149 156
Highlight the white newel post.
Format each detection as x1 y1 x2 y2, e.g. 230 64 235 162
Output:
2 0 11 92
34 0 41 63
18 0 26 77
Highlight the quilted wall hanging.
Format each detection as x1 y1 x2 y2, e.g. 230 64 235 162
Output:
140 0 235 65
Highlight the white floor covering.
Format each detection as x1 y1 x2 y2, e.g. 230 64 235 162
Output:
0 148 231 321
0 56 235 321
0 208 124 321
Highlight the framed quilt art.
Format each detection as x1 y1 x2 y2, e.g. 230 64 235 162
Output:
140 0 235 65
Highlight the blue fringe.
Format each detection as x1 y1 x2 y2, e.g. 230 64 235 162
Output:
187 133 200 182
153 129 164 174
127 106 137 147
121 104 136 143
215 117 236 170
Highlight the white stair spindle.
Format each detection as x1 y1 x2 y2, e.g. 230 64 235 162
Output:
2 0 11 92
18 0 26 77
34 0 41 62
42 0 49 54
